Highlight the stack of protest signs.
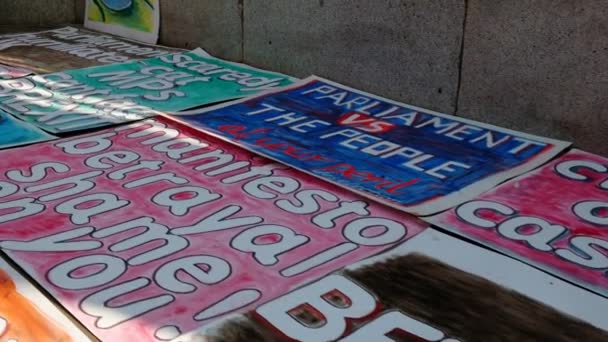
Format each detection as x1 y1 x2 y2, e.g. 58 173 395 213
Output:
0 16 605 342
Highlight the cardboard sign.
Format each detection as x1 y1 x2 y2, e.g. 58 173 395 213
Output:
192 229 608 342
0 109 55 149
0 63 32 80
169 76 570 216
0 50 294 134
85 0 160 44
430 149 608 298
0 27 180 77
0 116 426 341
0 256 92 341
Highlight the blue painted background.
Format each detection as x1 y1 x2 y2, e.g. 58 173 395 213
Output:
0 110 53 149
175 79 550 207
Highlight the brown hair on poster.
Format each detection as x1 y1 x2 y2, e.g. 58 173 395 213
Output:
200 254 607 342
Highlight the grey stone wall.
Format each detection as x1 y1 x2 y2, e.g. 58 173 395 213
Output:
159 0 242 61
0 0 76 26
242 1 464 114
156 0 465 113
457 0 608 155
1 0 606 155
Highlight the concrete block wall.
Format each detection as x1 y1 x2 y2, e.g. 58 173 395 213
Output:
458 0 608 155
242 1 464 114
159 0 242 61
1 0 606 155
0 0 77 30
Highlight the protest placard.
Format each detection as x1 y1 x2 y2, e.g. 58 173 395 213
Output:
430 149 608 298
0 63 32 80
0 256 92 341
85 0 160 44
192 229 608 342
0 27 180 77
0 109 55 149
0 116 426 341
0 50 294 134
168 76 570 215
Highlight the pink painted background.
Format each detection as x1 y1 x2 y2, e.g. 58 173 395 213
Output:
433 149 608 297
0 116 426 341
0 63 32 79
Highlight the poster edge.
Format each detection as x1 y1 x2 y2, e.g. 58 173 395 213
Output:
0 254 95 341
427 218 608 299
84 0 159 44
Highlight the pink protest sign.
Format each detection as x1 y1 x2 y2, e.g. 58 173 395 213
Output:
431 149 608 298
0 116 426 341
0 63 32 79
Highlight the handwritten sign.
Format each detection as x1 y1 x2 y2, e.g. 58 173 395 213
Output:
169 76 570 215
0 109 55 149
0 50 294 133
0 116 425 341
85 0 160 44
192 229 608 342
0 27 180 77
0 63 31 80
430 149 608 298
0 256 91 341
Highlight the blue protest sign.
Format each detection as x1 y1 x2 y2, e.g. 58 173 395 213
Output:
169 76 569 215
0 110 54 149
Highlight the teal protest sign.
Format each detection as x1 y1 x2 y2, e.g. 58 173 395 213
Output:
0 49 295 133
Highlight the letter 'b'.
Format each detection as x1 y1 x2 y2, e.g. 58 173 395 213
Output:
256 275 376 342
